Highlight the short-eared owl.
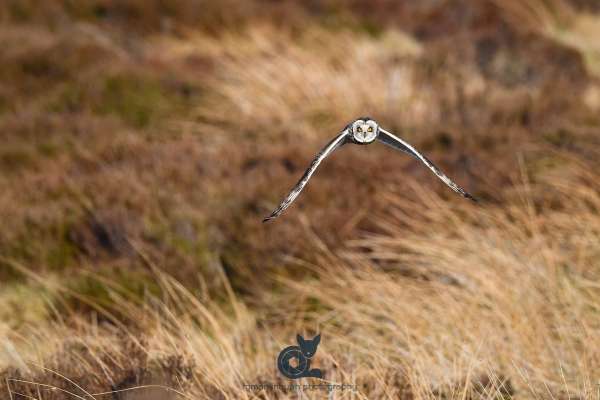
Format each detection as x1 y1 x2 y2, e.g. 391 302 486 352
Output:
263 117 476 222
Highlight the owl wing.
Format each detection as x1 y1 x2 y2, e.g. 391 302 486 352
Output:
263 129 350 222
377 128 477 201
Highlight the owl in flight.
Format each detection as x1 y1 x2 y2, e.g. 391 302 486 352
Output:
264 117 476 222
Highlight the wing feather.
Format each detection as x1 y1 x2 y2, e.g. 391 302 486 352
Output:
263 130 349 222
377 128 477 201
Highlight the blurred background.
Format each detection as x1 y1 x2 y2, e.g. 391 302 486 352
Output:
1 1 600 399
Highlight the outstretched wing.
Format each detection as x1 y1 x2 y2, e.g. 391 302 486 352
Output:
377 128 477 201
263 129 350 222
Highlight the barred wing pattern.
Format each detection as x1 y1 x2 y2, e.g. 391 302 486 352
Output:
263 130 350 222
377 128 477 202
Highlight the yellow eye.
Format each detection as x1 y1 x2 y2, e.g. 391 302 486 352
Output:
357 127 362 132
368 127 373 132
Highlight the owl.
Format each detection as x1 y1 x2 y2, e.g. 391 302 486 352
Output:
264 117 476 222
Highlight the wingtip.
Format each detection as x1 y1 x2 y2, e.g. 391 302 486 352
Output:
263 209 281 222
465 193 478 203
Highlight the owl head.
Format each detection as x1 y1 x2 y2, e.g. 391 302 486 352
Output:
351 117 379 144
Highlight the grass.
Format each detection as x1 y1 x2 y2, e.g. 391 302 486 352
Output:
492 0 600 77
1 0 600 399
5 168 600 397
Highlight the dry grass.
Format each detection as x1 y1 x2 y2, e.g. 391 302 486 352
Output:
2 1 600 399
185 26 427 136
492 0 600 77
4 159 600 399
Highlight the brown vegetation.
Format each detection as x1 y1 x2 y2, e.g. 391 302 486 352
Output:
1 0 600 398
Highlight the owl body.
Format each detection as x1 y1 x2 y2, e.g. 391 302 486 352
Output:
263 116 476 222
350 117 379 144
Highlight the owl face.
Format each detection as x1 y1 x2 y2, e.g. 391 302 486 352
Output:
351 118 378 144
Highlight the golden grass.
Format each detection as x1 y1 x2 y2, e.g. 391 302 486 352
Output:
493 0 600 77
188 26 427 137
4 158 600 399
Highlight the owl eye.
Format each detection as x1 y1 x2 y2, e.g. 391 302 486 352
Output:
368 127 373 132
357 127 362 133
